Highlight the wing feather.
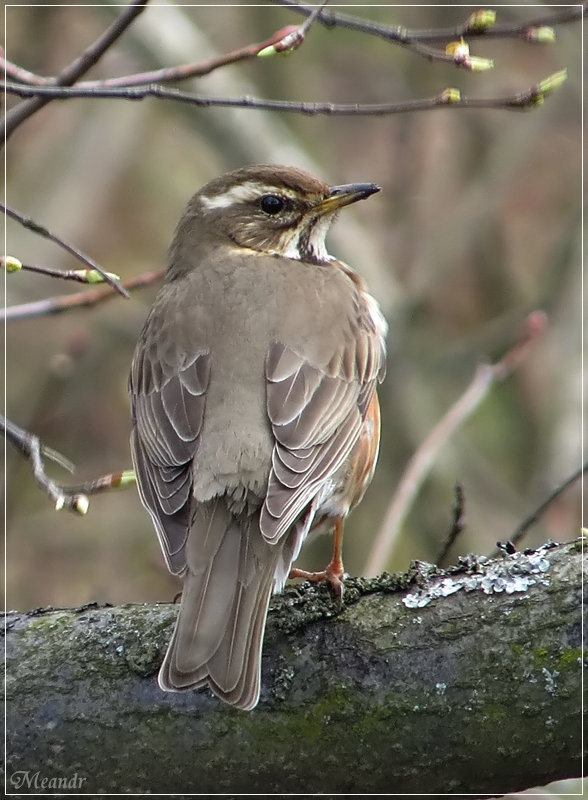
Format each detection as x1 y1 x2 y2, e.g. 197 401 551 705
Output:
130 340 211 574
261 331 384 545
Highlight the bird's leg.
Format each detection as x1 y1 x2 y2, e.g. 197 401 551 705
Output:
289 518 346 599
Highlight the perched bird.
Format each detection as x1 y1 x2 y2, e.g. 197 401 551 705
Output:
129 165 387 710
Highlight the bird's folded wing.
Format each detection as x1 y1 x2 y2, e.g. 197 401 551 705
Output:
261 335 383 544
129 344 211 574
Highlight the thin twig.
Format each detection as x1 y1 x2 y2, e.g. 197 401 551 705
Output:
0 19 321 91
492 463 586 555
275 1 584 44
2 203 128 297
16 263 120 285
436 483 467 566
3 3 580 96
1 59 51 86
3 416 74 473
2 0 149 141
1 77 564 114
61 470 136 497
0 5 329 92
263 0 328 53
1 42 262 90
3 269 164 322
3 416 86 513
3 415 136 514
364 311 549 577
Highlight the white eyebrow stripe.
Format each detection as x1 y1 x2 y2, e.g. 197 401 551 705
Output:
199 182 301 210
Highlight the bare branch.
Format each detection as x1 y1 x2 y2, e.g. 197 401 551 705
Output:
493 463 586 554
3 269 164 322
258 0 328 57
2 416 74 473
3 0 149 141
436 483 467 565
2 416 88 514
1 72 568 115
0 9 327 91
2 204 128 297
364 311 549 577
275 1 584 45
12 263 121 286
3 415 136 514
62 470 136 497
1 58 52 86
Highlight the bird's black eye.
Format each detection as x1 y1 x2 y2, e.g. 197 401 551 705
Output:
259 194 285 215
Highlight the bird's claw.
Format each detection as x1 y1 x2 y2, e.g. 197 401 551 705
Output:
289 563 347 600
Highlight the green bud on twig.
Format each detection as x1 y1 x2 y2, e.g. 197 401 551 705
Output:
525 26 556 43
73 495 89 515
538 69 567 96
1 255 23 272
465 56 494 72
115 470 137 488
72 268 121 284
465 9 497 32
440 88 461 104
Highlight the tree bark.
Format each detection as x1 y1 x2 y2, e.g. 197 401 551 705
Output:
5 540 584 796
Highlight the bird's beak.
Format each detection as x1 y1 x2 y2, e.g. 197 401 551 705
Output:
315 182 380 215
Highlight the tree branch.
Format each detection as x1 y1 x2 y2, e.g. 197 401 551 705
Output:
0 7 326 90
497 463 588 554
2 268 163 322
275 1 585 44
5 540 583 795
3 0 149 141
2 203 128 297
1 71 569 115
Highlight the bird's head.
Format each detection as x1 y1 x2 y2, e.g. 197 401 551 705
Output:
169 164 379 269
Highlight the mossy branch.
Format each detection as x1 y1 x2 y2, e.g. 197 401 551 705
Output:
5 540 584 795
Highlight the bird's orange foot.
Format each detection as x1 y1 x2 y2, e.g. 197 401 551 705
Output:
289 561 346 600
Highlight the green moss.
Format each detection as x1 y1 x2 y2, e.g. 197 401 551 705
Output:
532 647 551 669
556 649 582 671
479 702 509 725
28 610 76 633
529 647 582 673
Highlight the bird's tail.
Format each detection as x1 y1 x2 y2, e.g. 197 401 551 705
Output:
158 497 281 710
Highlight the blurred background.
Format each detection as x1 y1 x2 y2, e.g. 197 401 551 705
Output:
4 2 581 606
3 2 583 795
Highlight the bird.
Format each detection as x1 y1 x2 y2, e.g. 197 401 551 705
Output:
129 164 387 710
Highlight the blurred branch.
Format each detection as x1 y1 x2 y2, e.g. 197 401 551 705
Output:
2 3 581 95
2 0 149 141
275 1 585 45
365 311 549 577
257 0 328 57
63 470 136 497
2 269 164 322
1 1 578 142
436 483 467 566
7 262 121 286
2 416 88 514
1 18 322 90
2 416 74 474
2 59 50 86
493 463 587 555
3 414 136 514
2 204 129 297
1 70 568 114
